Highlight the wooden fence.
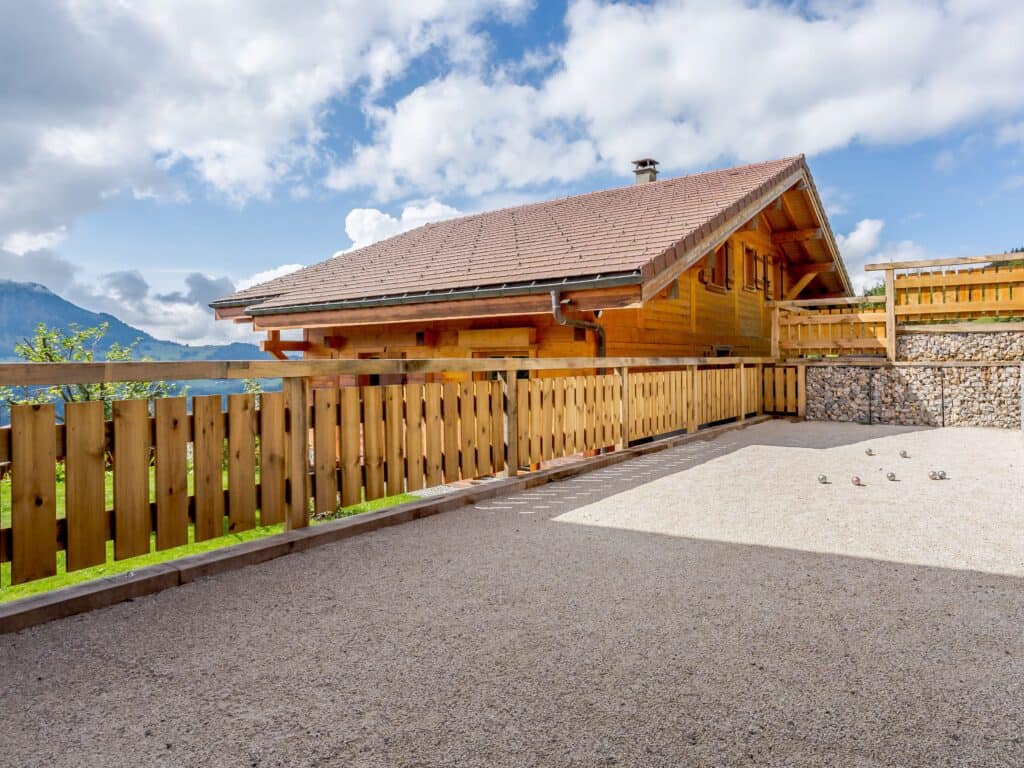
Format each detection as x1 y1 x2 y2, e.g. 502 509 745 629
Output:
774 253 1024 360
0 357 800 588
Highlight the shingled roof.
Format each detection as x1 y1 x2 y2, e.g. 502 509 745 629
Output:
213 154 847 316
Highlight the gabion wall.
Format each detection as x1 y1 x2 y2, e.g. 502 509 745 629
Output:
805 365 1022 429
898 331 1024 361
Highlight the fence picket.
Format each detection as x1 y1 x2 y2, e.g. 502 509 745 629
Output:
228 393 257 532
312 388 338 515
113 399 151 559
65 400 107 570
154 397 189 550
339 387 362 507
10 404 57 584
258 391 286 525
405 383 425 491
193 394 225 542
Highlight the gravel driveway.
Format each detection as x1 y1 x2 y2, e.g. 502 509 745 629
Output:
1 421 1022 767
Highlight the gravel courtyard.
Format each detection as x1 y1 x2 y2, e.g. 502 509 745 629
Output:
1 421 1022 767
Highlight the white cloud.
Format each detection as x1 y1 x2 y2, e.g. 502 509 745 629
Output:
836 219 885 266
236 264 305 292
342 199 463 251
997 121 1024 146
1 228 68 256
0 0 528 243
327 74 598 201
332 0 1024 201
0 246 267 346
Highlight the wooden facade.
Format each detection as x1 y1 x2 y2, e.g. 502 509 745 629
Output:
273 211 840 383
213 157 850 375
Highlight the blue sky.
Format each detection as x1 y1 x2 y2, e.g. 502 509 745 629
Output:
2 0 1023 344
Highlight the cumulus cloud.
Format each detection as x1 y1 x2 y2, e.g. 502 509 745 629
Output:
342 199 463 251
835 218 933 293
332 0 1024 200
327 74 597 201
236 264 305 292
0 0 528 244
0 246 288 346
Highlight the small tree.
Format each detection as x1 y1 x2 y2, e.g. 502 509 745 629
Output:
0 322 176 420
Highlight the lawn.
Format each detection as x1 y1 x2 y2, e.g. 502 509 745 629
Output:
0 474 416 602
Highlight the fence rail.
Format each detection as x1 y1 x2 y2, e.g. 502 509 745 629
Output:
0 357 801 589
775 253 1024 359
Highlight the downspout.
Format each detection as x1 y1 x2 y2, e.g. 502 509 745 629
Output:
550 291 606 358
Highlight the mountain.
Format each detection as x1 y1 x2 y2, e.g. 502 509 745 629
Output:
0 280 263 362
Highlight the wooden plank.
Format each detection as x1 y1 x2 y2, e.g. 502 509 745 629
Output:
442 382 460 483
884 268 896 361
64 400 107 571
864 252 1024 271
384 385 405 496
516 378 530 469
258 391 286 525
490 379 505 474
540 378 553 461
311 388 339 515
797 364 807 418
339 387 363 506
0 355 789 388
10 404 57 584
585 376 597 450
283 377 309 529
786 367 797 414
499 373 517 476
688 366 698 432
405 383 426 490
192 394 225 542
423 383 444 486
529 379 543 464
551 377 565 457
458 381 477 479
112 399 151 559
153 397 189 551
474 381 492 476
362 386 385 500
227 393 258 532
619 368 630 446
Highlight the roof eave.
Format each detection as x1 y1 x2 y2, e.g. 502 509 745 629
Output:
241 271 644 317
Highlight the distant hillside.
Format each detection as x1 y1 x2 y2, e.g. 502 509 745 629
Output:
0 280 263 362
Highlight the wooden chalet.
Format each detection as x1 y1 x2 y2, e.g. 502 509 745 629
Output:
212 155 851 382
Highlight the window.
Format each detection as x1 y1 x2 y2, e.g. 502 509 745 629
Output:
702 242 732 291
743 246 758 290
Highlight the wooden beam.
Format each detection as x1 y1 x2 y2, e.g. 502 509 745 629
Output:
0 355 783 388
884 269 896 361
771 295 885 308
789 261 836 279
864 252 1024 271
250 285 642 330
783 272 818 300
771 228 822 246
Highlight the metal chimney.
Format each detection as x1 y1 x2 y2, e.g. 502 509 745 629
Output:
632 158 659 184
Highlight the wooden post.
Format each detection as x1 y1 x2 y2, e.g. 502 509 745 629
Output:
283 376 309 530
771 305 780 358
618 367 630 448
797 363 807 418
755 363 764 415
687 364 698 433
499 371 519 477
736 362 745 421
884 268 896 361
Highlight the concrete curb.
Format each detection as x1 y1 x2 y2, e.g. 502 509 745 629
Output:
0 415 772 634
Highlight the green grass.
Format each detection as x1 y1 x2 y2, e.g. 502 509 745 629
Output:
0 490 417 603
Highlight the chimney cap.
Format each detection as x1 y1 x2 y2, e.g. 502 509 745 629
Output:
632 158 659 184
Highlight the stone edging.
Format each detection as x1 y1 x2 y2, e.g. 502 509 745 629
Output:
0 415 773 634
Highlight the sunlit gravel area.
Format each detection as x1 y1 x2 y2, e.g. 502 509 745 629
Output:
0 420 1021 767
